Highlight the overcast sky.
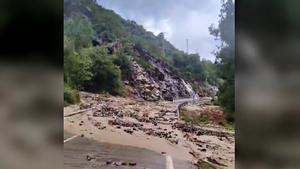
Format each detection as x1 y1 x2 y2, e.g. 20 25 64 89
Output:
97 0 221 61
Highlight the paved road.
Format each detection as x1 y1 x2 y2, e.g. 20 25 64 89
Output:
64 97 199 169
64 132 196 169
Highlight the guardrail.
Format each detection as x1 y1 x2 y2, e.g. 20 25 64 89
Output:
64 108 94 117
174 97 201 118
175 100 190 118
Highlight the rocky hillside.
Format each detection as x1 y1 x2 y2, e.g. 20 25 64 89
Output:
64 0 219 104
92 34 196 101
129 45 195 101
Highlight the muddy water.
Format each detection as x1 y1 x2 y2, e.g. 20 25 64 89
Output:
64 132 196 169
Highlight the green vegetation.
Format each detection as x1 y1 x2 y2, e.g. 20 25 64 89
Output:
112 52 133 81
222 121 235 131
209 0 235 123
63 0 226 105
64 0 219 81
64 83 80 105
83 47 123 95
196 159 217 169
180 108 210 125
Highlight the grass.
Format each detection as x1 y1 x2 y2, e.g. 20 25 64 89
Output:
180 107 235 130
196 160 217 169
220 121 235 131
64 84 80 106
180 108 210 125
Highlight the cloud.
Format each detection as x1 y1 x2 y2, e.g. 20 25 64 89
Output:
142 18 173 39
97 0 221 61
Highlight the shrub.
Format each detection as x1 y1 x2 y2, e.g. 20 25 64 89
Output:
64 84 80 105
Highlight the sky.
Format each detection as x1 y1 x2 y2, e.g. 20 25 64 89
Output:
97 0 221 61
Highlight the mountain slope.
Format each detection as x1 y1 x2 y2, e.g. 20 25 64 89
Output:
130 44 195 101
64 0 219 104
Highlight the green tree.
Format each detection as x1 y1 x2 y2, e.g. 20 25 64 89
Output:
209 0 235 122
88 59 123 95
64 36 93 89
64 83 80 105
113 52 132 80
64 16 94 49
82 47 123 95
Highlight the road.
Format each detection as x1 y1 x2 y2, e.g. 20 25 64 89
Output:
64 132 196 169
64 97 200 169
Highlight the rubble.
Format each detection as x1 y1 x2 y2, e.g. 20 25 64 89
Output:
65 92 235 168
207 157 227 167
128 162 137 166
105 160 135 167
124 129 134 134
86 155 95 161
108 119 143 128
130 45 195 101
172 122 234 139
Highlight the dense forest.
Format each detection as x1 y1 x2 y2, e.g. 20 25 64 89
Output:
64 0 234 122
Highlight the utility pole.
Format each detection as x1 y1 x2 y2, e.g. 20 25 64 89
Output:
186 38 189 54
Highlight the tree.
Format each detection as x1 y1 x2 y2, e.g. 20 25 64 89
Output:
209 0 235 122
82 47 123 95
88 58 123 95
64 36 93 89
64 16 94 49
113 52 132 80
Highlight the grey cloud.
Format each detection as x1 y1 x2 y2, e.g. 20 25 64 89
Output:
97 0 221 61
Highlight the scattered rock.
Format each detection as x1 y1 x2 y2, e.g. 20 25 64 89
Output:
114 161 122 166
207 157 227 167
106 160 112 165
86 155 95 161
189 151 197 157
124 129 134 134
128 162 137 166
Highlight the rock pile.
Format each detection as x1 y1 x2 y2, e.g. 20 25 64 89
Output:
108 119 143 128
105 160 137 167
93 105 124 118
130 45 195 101
172 122 234 141
131 61 161 101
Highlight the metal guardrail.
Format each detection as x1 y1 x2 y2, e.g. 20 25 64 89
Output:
64 108 94 117
174 96 201 118
175 99 192 118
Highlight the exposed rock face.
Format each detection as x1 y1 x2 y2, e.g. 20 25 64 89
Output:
197 83 218 98
91 37 196 101
130 61 162 101
108 40 123 54
130 45 195 101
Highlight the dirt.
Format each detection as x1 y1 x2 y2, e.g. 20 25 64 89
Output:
64 92 234 168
